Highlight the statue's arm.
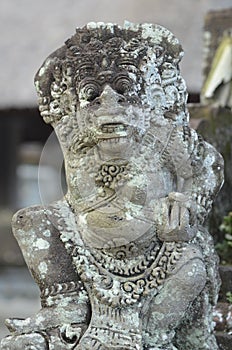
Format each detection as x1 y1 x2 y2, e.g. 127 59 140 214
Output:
190 135 224 224
4 205 90 335
155 126 224 242
11 205 53 284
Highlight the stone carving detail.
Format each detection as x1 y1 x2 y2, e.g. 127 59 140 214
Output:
1 22 224 350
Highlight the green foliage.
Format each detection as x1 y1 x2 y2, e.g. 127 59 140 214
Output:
216 212 232 265
219 211 232 235
226 291 232 304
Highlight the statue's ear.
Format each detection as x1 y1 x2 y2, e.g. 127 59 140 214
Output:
34 46 67 124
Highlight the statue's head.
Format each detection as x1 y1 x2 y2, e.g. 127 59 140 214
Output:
34 22 224 248
35 22 188 160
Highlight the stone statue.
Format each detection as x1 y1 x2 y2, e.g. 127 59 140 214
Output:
1 22 224 350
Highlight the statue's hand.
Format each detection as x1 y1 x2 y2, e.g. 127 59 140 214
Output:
155 192 197 242
1 333 48 350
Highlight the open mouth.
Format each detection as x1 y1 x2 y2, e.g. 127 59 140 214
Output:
97 123 128 139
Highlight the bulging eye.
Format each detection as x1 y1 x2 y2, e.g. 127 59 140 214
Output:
78 79 100 101
113 74 132 94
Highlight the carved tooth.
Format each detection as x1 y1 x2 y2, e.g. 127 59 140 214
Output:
101 124 127 134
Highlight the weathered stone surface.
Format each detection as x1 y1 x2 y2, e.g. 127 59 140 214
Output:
215 332 232 350
199 104 231 237
188 8 232 244
1 22 224 349
0 267 40 340
189 106 232 242
1 333 48 350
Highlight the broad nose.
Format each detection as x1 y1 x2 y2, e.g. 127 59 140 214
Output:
95 85 126 106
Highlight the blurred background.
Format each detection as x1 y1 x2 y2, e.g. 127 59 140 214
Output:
0 0 231 342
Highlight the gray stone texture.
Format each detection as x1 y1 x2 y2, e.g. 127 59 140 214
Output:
0 268 40 340
1 22 224 349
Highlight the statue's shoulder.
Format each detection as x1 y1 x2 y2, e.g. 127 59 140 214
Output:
11 204 55 248
12 205 48 231
12 199 69 236
12 199 71 230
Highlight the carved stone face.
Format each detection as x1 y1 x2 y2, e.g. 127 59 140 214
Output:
34 22 190 207
76 66 146 159
35 23 187 150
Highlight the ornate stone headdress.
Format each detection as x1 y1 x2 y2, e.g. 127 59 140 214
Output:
34 22 187 125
